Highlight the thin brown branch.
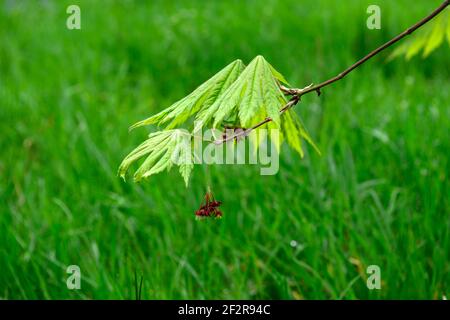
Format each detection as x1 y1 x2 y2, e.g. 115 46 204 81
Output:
215 0 449 144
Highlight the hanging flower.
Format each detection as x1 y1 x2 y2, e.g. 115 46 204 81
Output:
195 190 222 219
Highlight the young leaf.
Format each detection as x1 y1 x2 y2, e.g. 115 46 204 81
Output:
204 55 288 129
130 59 245 130
120 55 322 188
389 10 449 60
282 110 303 157
175 132 194 186
281 109 321 158
269 64 290 85
447 13 450 43
423 13 446 57
118 129 194 185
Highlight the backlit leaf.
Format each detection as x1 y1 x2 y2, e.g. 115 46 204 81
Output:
130 59 245 130
281 109 320 158
390 10 449 60
423 14 446 57
119 129 194 185
211 55 287 129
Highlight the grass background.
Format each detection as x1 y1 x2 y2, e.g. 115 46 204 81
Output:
0 0 449 299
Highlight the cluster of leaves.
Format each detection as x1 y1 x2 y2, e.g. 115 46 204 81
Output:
390 9 450 60
119 55 319 186
119 129 193 185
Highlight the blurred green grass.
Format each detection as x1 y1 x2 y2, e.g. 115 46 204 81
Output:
0 0 449 299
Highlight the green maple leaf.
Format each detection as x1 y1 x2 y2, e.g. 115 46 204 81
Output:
130 59 245 130
118 129 193 186
203 55 288 129
390 9 450 60
120 55 320 187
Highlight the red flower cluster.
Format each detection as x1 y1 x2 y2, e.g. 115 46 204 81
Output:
195 191 222 218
